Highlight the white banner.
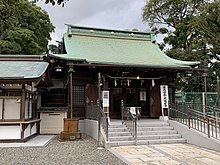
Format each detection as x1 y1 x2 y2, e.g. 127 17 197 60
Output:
140 91 146 101
102 90 109 107
160 85 169 109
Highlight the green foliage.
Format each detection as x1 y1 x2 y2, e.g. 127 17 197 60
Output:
48 44 58 54
143 0 220 92
0 0 55 54
36 0 67 6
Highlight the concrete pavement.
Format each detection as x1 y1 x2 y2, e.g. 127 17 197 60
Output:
0 135 55 148
110 143 220 165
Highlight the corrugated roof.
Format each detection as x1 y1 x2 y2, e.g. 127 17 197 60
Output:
0 61 49 79
49 25 200 68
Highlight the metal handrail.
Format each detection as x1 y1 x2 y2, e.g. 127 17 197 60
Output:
121 100 137 145
97 100 109 144
169 102 220 140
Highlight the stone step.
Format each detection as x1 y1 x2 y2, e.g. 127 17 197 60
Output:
139 138 187 145
137 130 178 135
137 126 174 131
109 126 174 131
109 134 182 142
137 134 182 140
107 138 186 147
109 135 133 141
108 132 132 137
108 128 128 132
108 124 125 128
106 120 186 147
136 123 170 127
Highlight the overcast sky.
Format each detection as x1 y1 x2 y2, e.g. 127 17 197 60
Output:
36 0 149 45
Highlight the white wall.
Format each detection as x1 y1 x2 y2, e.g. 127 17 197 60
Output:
40 111 67 134
4 99 20 120
169 120 220 152
79 120 85 133
24 124 31 138
0 126 20 139
83 119 98 140
31 123 37 135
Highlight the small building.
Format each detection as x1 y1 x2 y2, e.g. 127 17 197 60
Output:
0 55 51 142
39 25 199 134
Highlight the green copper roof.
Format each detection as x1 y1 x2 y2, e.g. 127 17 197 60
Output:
49 25 200 68
0 61 49 79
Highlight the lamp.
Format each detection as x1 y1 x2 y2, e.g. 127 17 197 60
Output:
55 65 63 72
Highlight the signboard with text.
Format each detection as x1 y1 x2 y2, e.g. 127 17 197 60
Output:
160 85 169 109
140 91 146 101
102 90 109 107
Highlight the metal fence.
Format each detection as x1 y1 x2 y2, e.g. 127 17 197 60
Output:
175 92 218 113
169 102 220 140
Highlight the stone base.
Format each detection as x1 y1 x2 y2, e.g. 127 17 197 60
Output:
159 116 169 121
59 131 81 141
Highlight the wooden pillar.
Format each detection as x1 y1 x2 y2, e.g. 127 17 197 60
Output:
20 84 26 140
67 62 74 118
20 84 26 121
98 73 101 101
102 75 109 117
103 75 108 90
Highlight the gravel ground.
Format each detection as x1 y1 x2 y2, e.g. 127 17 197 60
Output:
0 134 127 165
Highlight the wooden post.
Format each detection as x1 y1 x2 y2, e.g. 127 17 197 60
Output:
68 62 74 118
20 84 26 121
20 84 26 140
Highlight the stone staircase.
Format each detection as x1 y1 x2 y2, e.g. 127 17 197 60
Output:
107 119 186 147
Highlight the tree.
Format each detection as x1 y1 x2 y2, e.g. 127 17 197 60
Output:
0 0 55 54
143 0 205 60
36 0 67 6
143 0 220 92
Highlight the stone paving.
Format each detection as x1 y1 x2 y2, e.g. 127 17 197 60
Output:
111 143 220 165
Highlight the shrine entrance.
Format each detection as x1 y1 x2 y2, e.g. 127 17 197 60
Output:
110 87 152 119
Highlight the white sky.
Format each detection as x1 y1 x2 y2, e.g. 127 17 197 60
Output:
36 0 149 45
